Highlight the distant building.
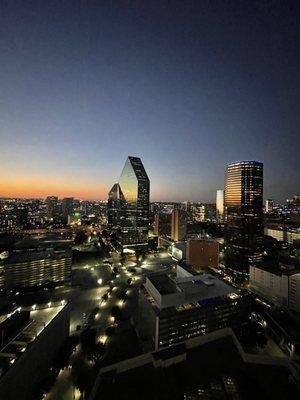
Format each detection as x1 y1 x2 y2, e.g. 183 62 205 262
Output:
249 265 300 315
45 196 58 219
61 197 74 221
216 190 224 222
137 272 251 351
169 242 186 261
171 209 187 242
0 237 72 291
186 239 219 269
153 212 171 237
265 199 274 213
225 161 263 272
108 156 150 247
0 303 70 400
264 226 300 245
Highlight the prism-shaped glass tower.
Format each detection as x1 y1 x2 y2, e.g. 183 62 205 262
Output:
108 156 150 247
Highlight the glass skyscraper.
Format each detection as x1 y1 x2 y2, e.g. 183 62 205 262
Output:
108 156 150 247
224 161 263 273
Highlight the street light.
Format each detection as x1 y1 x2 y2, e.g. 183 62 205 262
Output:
98 278 103 285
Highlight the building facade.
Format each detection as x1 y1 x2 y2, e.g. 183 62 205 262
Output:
0 239 72 290
249 265 300 315
225 161 263 273
216 190 224 223
108 156 150 247
137 273 251 351
171 209 187 242
186 239 219 270
153 212 171 237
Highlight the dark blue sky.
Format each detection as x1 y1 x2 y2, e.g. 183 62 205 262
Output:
0 1 299 202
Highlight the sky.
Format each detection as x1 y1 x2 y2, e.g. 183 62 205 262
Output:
0 1 299 203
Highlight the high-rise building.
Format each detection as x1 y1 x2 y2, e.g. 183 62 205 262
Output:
171 209 187 242
108 156 150 247
225 161 263 273
62 197 74 221
153 212 171 237
265 199 274 213
45 196 58 219
216 190 224 222
107 183 122 230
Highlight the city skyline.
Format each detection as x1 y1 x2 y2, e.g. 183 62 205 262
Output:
1 2 299 202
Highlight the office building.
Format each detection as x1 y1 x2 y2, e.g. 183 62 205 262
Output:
216 189 224 222
89 328 300 400
45 196 58 219
186 239 219 269
108 156 150 247
61 197 74 221
249 265 300 315
153 212 171 237
264 226 300 245
171 209 187 242
0 237 72 291
265 199 274 213
225 161 263 272
0 303 70 400
137 272 251 351
107 183 122 230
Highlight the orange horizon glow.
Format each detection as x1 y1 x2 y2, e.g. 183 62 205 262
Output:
0 177 109 200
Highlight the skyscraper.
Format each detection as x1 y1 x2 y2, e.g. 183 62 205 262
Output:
216 190 224 223
62 197 74 222
107 183 122 230
108 156 150 247
224 161 263 273
171 209 187 242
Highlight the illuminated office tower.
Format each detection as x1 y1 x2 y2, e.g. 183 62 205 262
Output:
225 161 263 273
171 209 187 242
216 190 224 223
265 199 274 213
109 156 150 247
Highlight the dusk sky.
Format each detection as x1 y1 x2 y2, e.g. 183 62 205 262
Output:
0 1 299 202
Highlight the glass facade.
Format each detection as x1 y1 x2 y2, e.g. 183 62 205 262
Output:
225 161 263 272
108 156 150 246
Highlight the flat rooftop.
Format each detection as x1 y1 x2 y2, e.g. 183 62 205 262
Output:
149 273 238 299
0 303 65 377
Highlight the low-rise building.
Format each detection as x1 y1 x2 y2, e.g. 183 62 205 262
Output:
136 272 251 351
0 302 70 400
264 226 300 244
249 265 300 315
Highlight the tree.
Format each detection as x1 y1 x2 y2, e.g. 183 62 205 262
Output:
127 278 132 286
105 326 116 337
102 293 108 301
110 305 122 321
80 328 96 353
74 230 88 245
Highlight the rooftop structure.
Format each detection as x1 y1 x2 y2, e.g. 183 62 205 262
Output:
136 272 251 350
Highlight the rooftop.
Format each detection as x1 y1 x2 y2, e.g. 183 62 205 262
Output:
146 273 241 309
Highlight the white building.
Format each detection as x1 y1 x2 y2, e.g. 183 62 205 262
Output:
264 227 300 244
249 265 300 315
